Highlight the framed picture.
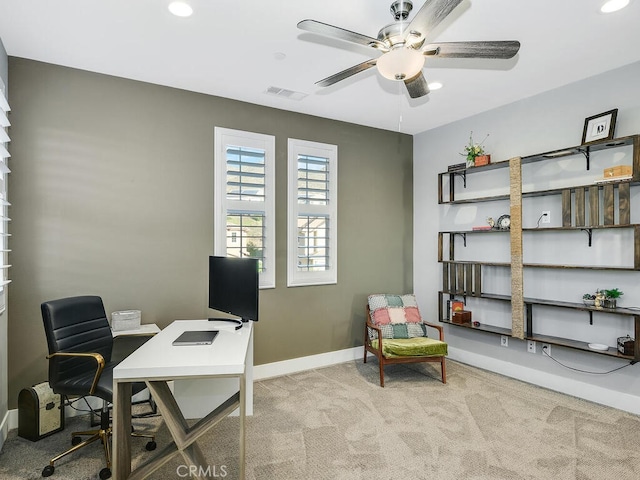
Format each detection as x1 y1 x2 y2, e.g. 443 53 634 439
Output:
581 108 618 145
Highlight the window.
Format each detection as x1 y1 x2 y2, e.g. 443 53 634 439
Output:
0 80 10 312
214 128 275 288
287 139 337 286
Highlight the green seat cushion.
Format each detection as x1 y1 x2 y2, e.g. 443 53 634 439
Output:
371 337 448 358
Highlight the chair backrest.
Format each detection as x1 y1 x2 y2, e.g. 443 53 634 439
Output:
367 294 427 339
41 296 113 392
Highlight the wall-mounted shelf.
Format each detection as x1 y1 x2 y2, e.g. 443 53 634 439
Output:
438 134 640 359
438 134 640 204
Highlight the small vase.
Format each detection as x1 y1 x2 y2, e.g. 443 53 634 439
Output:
466 158 475 168
603 298 617 308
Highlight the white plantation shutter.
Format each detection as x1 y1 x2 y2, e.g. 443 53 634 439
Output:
214 128 275 289
0 82 11 312
287 139 337 287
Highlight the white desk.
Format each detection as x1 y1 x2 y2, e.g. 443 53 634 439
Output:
112 319 253 480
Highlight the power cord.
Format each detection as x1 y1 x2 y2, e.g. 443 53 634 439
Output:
541 345 635 374
535 212 548 228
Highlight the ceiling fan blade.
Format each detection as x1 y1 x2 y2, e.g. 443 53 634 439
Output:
404 72 430 99
424 41 521 59
298 19 388 51
316 59 378 87
403 0 463 41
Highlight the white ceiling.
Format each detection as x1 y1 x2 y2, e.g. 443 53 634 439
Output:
0 0 639 135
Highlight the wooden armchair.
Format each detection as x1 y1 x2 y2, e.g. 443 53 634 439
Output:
364 294 447 387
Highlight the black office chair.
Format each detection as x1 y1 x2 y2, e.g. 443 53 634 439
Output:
41 295 156 479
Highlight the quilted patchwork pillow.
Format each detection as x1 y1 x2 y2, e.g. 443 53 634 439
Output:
367 294 427 339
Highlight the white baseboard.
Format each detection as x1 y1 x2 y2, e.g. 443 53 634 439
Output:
448 346 640 416
254 346 362 380
1 409 10 451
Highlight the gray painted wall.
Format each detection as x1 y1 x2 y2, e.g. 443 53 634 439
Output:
414 60 640 411
7 58 413 408
0 36 8 442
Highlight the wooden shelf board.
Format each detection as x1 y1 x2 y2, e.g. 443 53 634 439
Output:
438 135 639 177
440 180 640 205
440 319 511 336
440 260 510 267
440 291 511 302
441 291 639 316
522 224 639 232
523 263 638 271
439 260 638 271
526 333 633 360
441 224 639 235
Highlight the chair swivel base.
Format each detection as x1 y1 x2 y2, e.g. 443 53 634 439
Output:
41 425 156 479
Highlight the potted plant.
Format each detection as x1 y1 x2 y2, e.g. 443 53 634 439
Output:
582 293 596 307
603 288 623 308
461 131 490 167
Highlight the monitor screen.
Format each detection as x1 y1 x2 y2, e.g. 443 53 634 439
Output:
208 256 259 322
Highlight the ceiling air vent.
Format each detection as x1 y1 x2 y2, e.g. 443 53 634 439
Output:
265 86 307 101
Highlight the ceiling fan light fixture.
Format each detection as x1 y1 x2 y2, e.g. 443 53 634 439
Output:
377 48 425 81
168 1 193 17
600 0 630 12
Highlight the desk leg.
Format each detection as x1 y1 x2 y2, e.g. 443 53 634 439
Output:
113 381 133 479
239 373 246 480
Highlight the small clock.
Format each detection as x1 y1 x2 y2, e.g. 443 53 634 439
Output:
497 214 511 230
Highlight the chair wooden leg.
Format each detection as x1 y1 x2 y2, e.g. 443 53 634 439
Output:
441 358 447 384
363 344 367 363
379 360 385 387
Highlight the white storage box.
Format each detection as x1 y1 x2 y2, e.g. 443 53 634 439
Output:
111 310 141 332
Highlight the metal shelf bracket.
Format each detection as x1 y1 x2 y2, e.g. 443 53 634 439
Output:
453 170 467 188
580 228 593 247
453 232 467 247
579 147 590 170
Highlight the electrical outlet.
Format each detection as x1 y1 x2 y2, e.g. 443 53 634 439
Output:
501 335 509 347
527 340 537 353
542 343 551 356
541 211 551 224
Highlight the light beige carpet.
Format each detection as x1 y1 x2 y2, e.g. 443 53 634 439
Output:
1 359 639 479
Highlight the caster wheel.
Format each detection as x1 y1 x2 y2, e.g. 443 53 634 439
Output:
146 440 157 451
71 436 82 446
42 465 55 477
99 467 112 479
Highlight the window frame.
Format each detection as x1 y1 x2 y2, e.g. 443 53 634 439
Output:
214 127 275 289
287 138 338 287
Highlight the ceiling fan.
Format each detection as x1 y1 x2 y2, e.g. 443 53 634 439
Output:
297 0 521 99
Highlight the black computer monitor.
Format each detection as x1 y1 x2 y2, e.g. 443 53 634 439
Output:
208 256 259 322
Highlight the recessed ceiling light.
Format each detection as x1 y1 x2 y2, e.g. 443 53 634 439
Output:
168 1 193 17
428 82 443 90
600 0 630 13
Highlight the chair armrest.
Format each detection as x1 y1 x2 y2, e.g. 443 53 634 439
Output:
423 321 445 341
46 352 106 395
365 319 382 346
